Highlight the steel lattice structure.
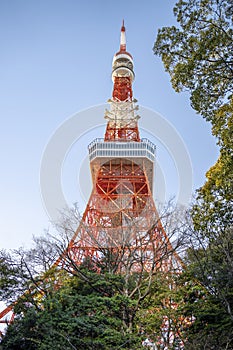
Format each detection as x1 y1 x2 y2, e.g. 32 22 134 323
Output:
63 22 182 274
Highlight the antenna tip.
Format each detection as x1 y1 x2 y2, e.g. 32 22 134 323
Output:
121 19 125 31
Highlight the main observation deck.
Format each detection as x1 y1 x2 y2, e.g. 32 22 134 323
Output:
88 138 155 162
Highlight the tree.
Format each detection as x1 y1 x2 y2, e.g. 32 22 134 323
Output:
52 202 190 347
154 0 233 227
1 269 144 350
153 0 233 216
154 0 233 122
182 228 233 349
0 235 60 306
0 250 29 303
1 203 189 349
154 2 233 346
137 271 193 349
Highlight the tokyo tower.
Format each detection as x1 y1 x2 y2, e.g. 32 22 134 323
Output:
64 21 181 273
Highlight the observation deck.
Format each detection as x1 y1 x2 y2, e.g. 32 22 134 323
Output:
88 138 155 162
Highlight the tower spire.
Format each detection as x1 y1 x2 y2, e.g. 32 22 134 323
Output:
104 21 139 141
120 19 126 52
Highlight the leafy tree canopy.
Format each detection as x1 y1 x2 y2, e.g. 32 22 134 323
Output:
154 0 233 216
154 1 233 347
154 0 233 124
154 0 233 265
1 271 143 350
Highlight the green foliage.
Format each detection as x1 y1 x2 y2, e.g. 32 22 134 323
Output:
183 252 233 348
154 1 233 228
154 0 233 228
182 222 233 348
1 208 190 349
1 271 143 350
154 0 233 122
185 227 233 313
191 101 233 240
154 1 233 346
2 264 194 349
0 250 27 302
184 293 233 349
136 272 195 349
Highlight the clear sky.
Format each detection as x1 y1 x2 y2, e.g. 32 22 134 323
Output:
0 0 218 250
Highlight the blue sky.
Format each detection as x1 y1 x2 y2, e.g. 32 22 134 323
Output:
0 0 218 250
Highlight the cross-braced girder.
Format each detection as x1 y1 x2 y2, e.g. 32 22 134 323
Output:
64 155 182 276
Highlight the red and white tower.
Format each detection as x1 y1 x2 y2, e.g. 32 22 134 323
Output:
66 22 180 272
